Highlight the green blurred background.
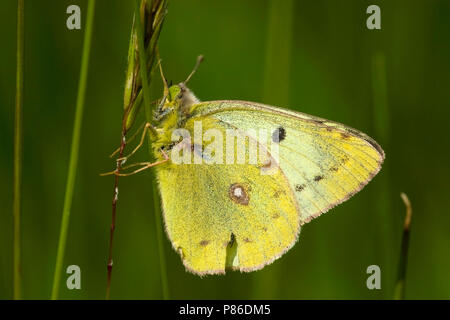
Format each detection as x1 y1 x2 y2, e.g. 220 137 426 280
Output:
1 0 449 299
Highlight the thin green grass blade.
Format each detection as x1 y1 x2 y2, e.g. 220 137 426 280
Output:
51 0 96 300
13 0 24 300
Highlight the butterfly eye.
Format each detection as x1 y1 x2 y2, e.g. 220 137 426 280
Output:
176 86 185 100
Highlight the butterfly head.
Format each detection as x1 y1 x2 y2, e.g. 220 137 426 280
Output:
170 83 199 109
155 56 203 123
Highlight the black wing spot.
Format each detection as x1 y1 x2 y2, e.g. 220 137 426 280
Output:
272 127 286 143
295 184 305 192
314 175 324 182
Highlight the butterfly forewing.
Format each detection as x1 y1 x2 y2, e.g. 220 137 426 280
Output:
190 100 385 225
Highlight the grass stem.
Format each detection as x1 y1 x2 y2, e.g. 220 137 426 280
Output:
51 0 96 300
134 0 169 299
13 0 24 300
105 132 126 300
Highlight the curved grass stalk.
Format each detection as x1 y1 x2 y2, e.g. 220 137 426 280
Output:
394 193 412 300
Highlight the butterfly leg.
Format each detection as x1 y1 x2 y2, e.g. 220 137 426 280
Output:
101 149 169 177
115 122 158 164
109 122 145 158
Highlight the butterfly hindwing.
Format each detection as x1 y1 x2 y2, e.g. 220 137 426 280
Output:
156 118 300 275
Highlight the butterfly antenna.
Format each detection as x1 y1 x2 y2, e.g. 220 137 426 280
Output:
158 59 169 96
184 55 204 84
